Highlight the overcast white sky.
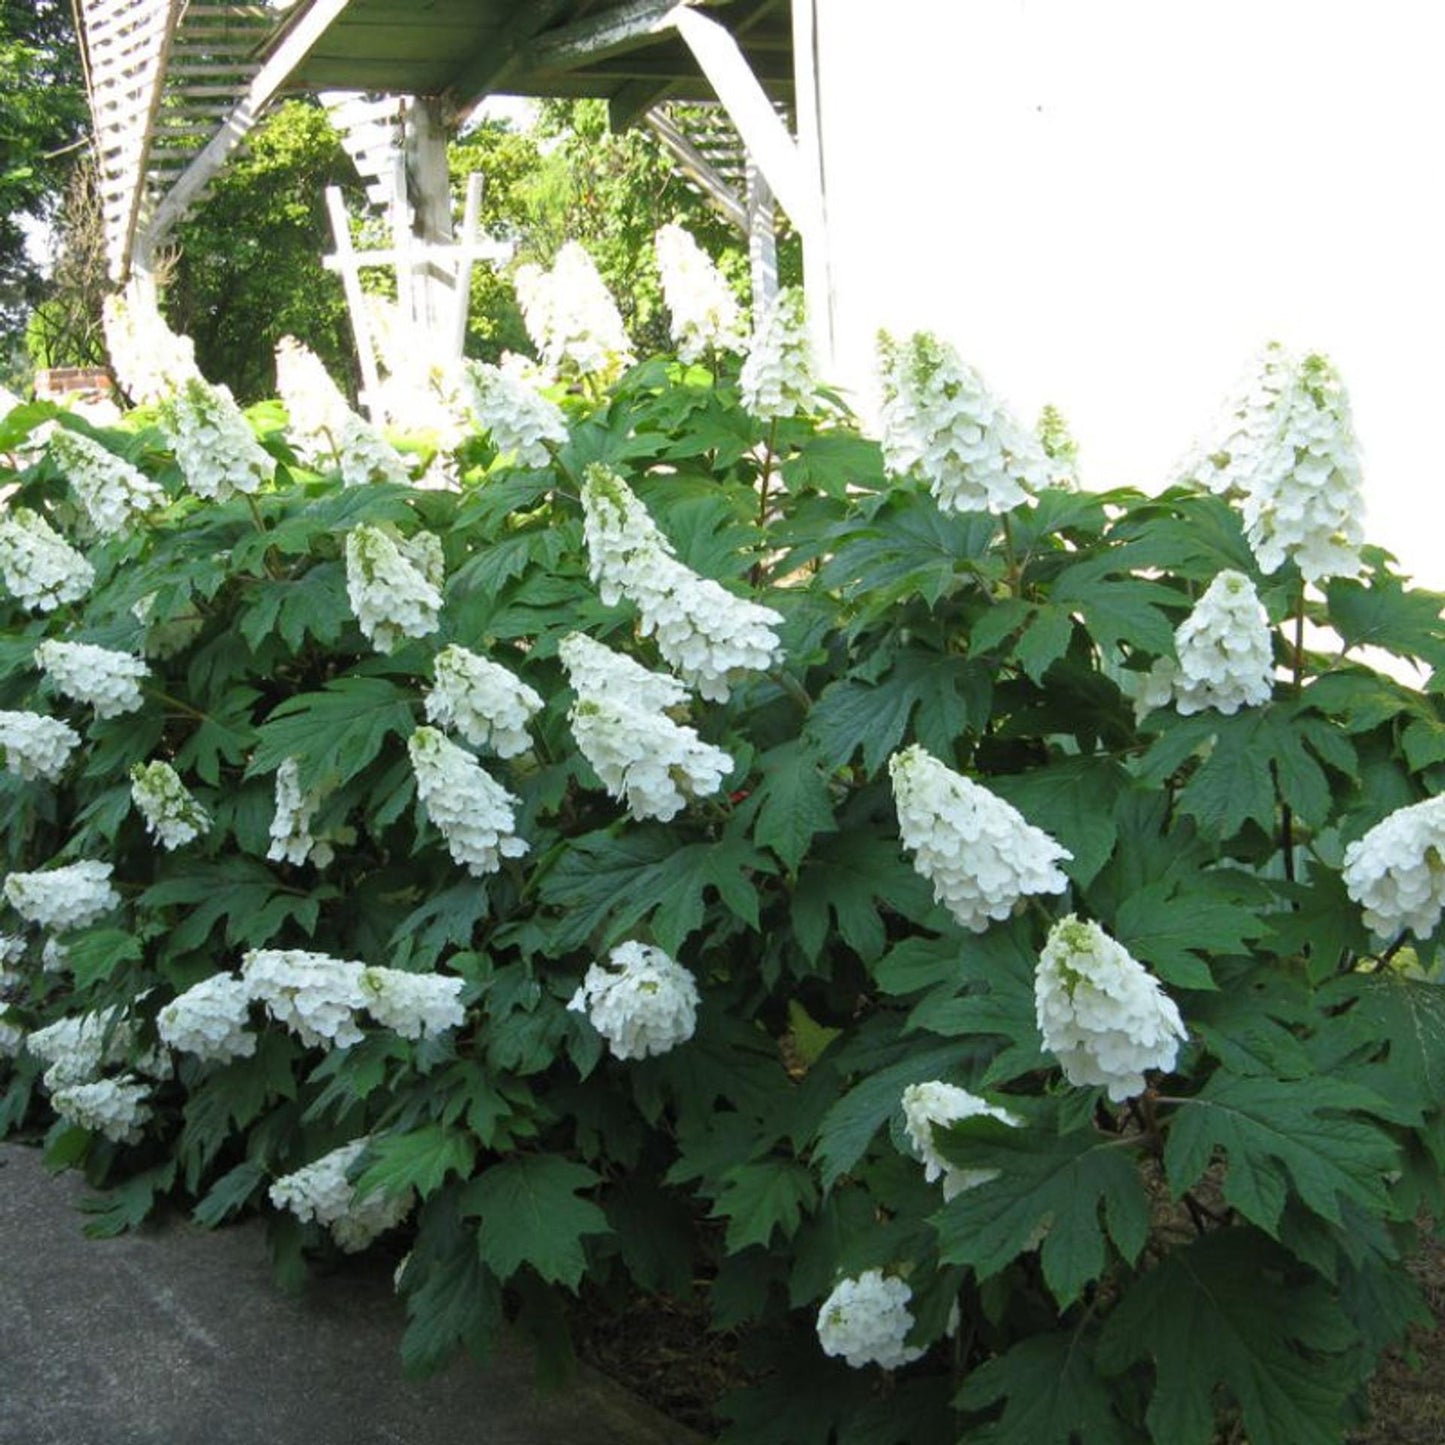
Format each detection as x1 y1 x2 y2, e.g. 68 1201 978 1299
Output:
818 1 1445 588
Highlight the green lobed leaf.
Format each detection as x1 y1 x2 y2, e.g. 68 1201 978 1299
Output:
752 738 838 871
355 1124 477 1202
990 754 1127 887
1112 880 1267 990
710 1158 820 1252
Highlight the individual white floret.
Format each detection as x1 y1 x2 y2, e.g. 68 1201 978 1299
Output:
889 745 1071 933
407 726 528 877
269 1139 413 1252
0 507 94 612
425 645 543 758
266 757 335 868
35 639 149 718
47 427 166 536
557 631 688 714
101 291 202 404
3 859 119 932
901 1081 1022 1199
514 242 634 383
24 1006 133 1088
654 222 746 362
50 1074 152 1144
0 710 80 782
459 355 568 467
158 376 276 502
1171 570 1275 716
344 524 444 653
157 972 256 1063
1239 351 1365 583
1342 795 1445 943
130 760 211 849
567 941 699 1060
878 331 1050 515
816 1270 926 1371
41 937 69 973
738 288 816 422
240 948 367 1049
360 966 466 1040
1035 915 1187 1102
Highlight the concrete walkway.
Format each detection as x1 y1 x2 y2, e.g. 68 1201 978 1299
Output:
0 1143 701 1445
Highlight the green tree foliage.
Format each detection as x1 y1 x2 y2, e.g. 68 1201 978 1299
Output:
4 323 1442 1443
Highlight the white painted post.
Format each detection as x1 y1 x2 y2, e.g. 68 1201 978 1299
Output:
323 185 383 416
451 172 486 357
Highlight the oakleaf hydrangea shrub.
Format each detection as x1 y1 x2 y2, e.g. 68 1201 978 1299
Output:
2 267 1444 1445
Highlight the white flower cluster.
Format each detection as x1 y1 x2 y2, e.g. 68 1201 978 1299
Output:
241 948 368 1049
901 1081 1021 1200
4 860 119 932
1342 795 1445 943
579 465 783 701
425 645 542 758
560 633 731 822
360 966 467 1040
459 355 568 468
816 1270 925 1371
158 377 276 502
0 507 94 611
514 242 634 382
35 639 149 718
1164 570 1275 716
1035 916 1187 1102
157 972 257 1064
888 745 1071 933
0 710 80 782
567 941 699 1060
47 427 165 536
335 412 413 488
101 291 202 404
50 1075 153 1144
130 760 210 849
344 524 444 652
24 1007 133 1088
266 757 335 867
878 331 1050 515
1179 344 1364 582
269 1140 413 1252
654 222 746 362
408 726 528 877
738 288 816 421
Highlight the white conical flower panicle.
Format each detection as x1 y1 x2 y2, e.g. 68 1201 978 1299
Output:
425 645 543 758
560 633 732 823
130 760 210 849
47 427 165 536
654 222 746 362
335 412 412 488
878 331 1050 515
579 466 783 701
0 507 94 612
460 355 568 467
269 1140 413 1252
360 967 466 1040
900 1081 1022 1199
1170 570 1275 716
567 941 699 1060
267 757 334 867
1035 915 1186 1102
3 860 119 932
158 377 276 502
889 745 1071 933
1174 342 1294 496
407 726 528 877
514 242 634 382
738 288 816 421
240 948 368 1049
157 973 257 1063
1239 351 1365 582
344 524 444 652
556 631 688 712
24 1006 133 1087
35 639 149 718
1342 795 1445 943
816 1270 925 1371
0 710 80 782
275 334 351 461
102 291 202 404
51 1074 152 1143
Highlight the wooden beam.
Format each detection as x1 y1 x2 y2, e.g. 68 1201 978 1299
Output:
521 0 685 74
440 0 568 126
644 108 747 231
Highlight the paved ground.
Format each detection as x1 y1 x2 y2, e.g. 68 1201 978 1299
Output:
0 1142 701 1445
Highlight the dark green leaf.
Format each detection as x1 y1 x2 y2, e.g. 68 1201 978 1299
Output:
355 1124 476 1202
752 739 837 871
711 1159 819 1251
